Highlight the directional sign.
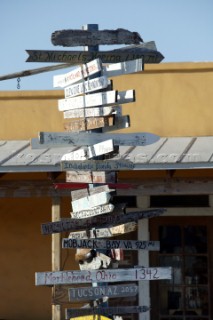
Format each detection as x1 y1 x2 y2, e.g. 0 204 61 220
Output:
58 89 134 111
61 159 134 171
65 306 149 318
55 58 143 89
51 28 143 47
64 76 110 99
61 139 114 160
63 106 115 119
68 222 137 239
37 132 160 147
41 208 165 235
71 191 112 211
71 185 112 200
62 239 160 251
66 171 116 184
53 58 102 88
69 283 138 301
68 316 111 320
71 203 114 219
102 115 130 132
26 44 164 64
63 116 114 132
35 266 172 285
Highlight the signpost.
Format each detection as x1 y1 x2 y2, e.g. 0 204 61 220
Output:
63 106 115 119
41 208 165 235
65 306 149 318
51 28 143 47
68 283 138 301
65 171 116 184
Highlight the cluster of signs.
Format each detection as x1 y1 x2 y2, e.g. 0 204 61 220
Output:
31 26 171 319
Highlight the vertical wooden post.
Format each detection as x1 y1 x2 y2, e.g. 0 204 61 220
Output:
52 196 61 320
137 196 150 320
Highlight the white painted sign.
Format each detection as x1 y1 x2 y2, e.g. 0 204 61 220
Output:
35 267 172 285
58 89 134 111
71 185 111 201
103 58 143 78
71 203 114 219
63 106 115 119
64 76 110 98
69 283 138 301
62 239 160 251
53 58 102 88
71 191 112 211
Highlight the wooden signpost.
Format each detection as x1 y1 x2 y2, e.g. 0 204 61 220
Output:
41 208 165 235
58 89 135 111
26 45 164 64
65 306 149 318
35 266 172 285
68 283 138 301
66 171 116 184
51 28 143 47
34 131 160 148
68 222 137 239
62 239 160 251
63 106 116 119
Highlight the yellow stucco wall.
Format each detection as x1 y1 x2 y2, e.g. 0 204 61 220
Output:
1 62 213 139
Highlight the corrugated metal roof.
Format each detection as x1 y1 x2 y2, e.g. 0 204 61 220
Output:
0 137 213 172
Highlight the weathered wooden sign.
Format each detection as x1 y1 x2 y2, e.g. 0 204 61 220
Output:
68 222 136 239
61 139 114 160
65 306 149 318
63 106 115 119
62 239 160 251
64 116 114 132
55 58 143 89
35 266 172 285
26 45 164 64
51 28 143 47
41 208 165 235
67 316 111 320
61 159 134 171
36 131 160 147
71 185 111 200
69 283 138 301
66 171 116 184
102 115 130 132
64 75 110 99
53 58 102 88
71 190 112 211
58 89 134 111
71 204 114 219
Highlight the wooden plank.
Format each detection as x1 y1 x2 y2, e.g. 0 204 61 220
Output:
64 76 110 99
64 116 114 132
61 159 135 171
67 316 111 320
71 191 112 211
63 106 115 119
71 204 114 219
53 58 102 88
62 239 160 251
103 58 143 78
26 44 164 64
69 284 138 301
58 89 134 111
55 58 143 89
66 171 116 184
51 28 143 46
68 222 137 239
35 266 172 285
65 306 149 318
61 140 114 161
37 132 160 147
71 185 111 200
41 208 165 235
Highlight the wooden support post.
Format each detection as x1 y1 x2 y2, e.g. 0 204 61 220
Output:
137 196 150 320
52 196 61 320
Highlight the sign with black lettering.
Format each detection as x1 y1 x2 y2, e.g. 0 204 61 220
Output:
62 239 160 251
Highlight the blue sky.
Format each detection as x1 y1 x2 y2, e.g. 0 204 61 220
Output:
0 0 213 90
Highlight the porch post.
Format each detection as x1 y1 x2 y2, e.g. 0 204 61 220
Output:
52 196 61 320
137 196 150 320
